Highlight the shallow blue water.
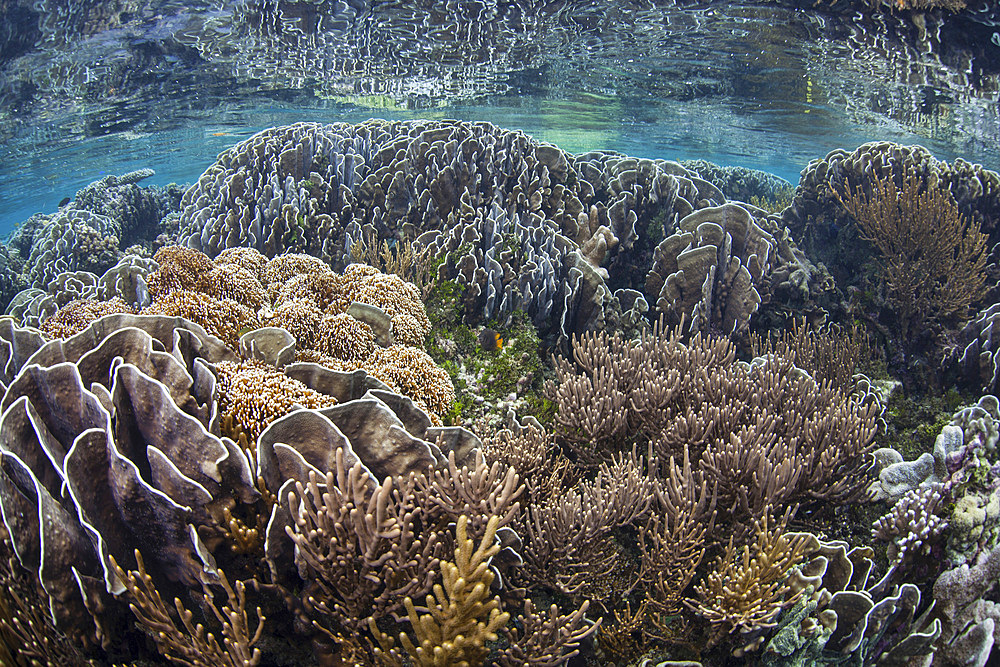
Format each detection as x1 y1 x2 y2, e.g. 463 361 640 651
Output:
1 0 999 236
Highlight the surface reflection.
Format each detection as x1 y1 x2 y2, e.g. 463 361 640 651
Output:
0 0 998 233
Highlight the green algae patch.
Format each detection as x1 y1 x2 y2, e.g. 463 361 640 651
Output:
424 279 549 427
881 386 970 461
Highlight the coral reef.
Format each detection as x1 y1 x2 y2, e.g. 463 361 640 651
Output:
177 119 729 345
4 171 184 306
5 126 1000 667
0 310 591 665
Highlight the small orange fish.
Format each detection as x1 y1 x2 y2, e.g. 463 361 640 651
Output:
210 132 230 136
478 329 503 352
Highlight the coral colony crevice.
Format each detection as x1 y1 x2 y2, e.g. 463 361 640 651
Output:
2 119 1000 666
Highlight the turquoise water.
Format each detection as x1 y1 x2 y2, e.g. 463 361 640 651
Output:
2 0 998 235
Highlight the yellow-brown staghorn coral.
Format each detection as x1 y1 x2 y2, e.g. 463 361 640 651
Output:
263 252 330 285
371 514 510 667
141 289 259 349
836 166 988 340
688 509 811 652
38 297 134 338
215 359 337 445
263 253 331 302
349 235 440 298
272 271 343 310
110 551 263 667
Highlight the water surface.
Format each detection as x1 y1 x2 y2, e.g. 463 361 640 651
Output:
1 0 998 234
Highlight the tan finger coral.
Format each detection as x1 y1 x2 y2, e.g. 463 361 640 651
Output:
372 515 510 667
147 245 216 298
317 313 377 364
39 297 135 339
215 359 338 446
142 290 259 349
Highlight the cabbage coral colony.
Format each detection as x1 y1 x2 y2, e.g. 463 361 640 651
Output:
2 119 1000 666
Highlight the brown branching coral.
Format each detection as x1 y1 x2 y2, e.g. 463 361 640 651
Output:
750 317 876 392
147 245 217 299
215 246 268 284
516 451 654 598
688 509 811 650
499 599 599 667
286 454 448 640
198 263 268 311
1 532 91 666
371 515 510 667
366 345 456 418
261 297 323 350
263 253 331 296
215 359 338 445
836 166 989 340
111 550 263 667
639 448 716 641
272 271 343 311
141 289 260 348
549 320 879 527
317 312 377 363
329 263 432 346
38 297 134 338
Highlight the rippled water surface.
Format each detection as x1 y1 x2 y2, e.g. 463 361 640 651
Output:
1 0 998 234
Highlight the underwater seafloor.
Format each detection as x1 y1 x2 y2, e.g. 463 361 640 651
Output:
4 3 1000 667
